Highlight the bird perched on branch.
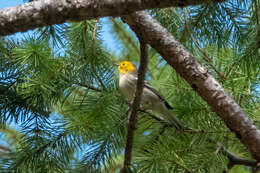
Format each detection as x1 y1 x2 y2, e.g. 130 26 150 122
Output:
118 61 184 130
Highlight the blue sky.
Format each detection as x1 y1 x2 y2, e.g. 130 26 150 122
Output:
0 0 117 53
0 0 23 8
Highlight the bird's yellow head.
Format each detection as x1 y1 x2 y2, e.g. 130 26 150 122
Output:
118 61 137 74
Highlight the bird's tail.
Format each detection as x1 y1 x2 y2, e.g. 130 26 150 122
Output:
160 109 187 131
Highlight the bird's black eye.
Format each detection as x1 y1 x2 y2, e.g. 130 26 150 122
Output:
122 63 125 66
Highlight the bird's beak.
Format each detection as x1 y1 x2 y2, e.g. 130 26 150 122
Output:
113 63 119 67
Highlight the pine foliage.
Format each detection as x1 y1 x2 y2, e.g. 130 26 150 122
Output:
0 0 259 173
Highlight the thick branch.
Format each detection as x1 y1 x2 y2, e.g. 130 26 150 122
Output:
122 39 148 172
122 11 260 161
0 0 225 36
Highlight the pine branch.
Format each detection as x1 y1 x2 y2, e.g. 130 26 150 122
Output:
0 127 22 143
252 166 260 173
183 9 226 81
79 108 130 172
142 109 258 170
217 142 257 167
0 145 11 153
11 132 67 171
122 38 148 173
192 37 227 81
62 75 102 92
122 11 260 161
87 138 109 168
91 19 98 53
74 82 102 92
110 18 140 55
254 0 259 27
140 110 230 135
0 0 226 36
0 84 51 117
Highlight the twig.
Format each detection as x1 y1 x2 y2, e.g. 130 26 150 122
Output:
11 132 66 170
216 142 258 172
193 38 227 81
91 138 109 166
140 110 231 135
110 18 140 54
224 150 257 167
139 109 166 123
61 75 102 92
122 37 148 172
74 82 102 92
91 19 98 52
254 0 259 27
95 74 106 89
251 166 260 173
0 145 11 153
185 9 226 81
238 86 246 105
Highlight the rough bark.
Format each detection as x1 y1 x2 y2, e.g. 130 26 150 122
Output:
122 11 260 161
0 0 225 36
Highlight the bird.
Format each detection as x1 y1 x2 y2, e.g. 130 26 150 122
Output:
118 60 184 130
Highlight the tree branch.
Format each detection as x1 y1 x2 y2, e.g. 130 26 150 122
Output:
183 10 226 81
74 82 102 92
122 38 148 172
0 145 11 153
122 11 260 161
0 0 225 36
217 142 257 167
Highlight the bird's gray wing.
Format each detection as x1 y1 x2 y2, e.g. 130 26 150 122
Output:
144 82 173 110
130 76 173 110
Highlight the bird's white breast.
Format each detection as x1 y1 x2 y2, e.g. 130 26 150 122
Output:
119 74 169 115
119 74 136 101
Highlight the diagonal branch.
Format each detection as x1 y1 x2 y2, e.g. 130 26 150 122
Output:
74 82 102 92
183 10 226 81
0 0 225 36
217 143 257 167
183 16 226 81
0 145 11 153
122 38 148 172
122 11 260 161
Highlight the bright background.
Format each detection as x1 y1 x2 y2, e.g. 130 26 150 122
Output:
0 0 117 53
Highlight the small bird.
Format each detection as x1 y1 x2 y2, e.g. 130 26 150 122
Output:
118 61 184 130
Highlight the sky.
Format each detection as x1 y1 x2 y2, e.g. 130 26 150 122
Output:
0 0 23 8
0 0 118 53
